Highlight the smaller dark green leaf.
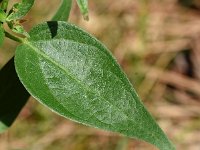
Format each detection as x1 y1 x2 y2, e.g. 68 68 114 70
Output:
0 58 30 133
11 24 29 37
0 24 4 46
0 9 6 22
0 0 8 12
52 0 72 21
7 20 29 37
76 0 89 20
6 0 34 21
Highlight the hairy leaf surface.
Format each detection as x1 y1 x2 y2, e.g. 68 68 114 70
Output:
15 21 175 150
6 0 34 21
52 0 72 21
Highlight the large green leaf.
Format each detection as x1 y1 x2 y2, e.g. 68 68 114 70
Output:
0 58 30 133
6 0 34 21
14 21 175 150
52 0 72 21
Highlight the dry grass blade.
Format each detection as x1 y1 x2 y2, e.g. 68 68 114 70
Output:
31 121 74 150
147 68 200 97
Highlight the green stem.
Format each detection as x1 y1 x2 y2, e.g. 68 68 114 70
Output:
52 0 72 21
5 31 24 43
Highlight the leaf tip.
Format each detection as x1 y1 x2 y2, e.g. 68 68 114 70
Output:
83 13 89 21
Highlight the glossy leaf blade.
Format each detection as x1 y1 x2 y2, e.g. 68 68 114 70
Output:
6 0 34 21
0 58 30 133
52 0 72 21
15 21 175 149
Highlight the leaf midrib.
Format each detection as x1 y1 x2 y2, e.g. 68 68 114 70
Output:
25 41 130 121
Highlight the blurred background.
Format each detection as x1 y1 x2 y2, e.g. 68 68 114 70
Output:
1 0 200 149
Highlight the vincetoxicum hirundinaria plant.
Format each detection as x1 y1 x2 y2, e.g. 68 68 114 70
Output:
0 0 175 149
